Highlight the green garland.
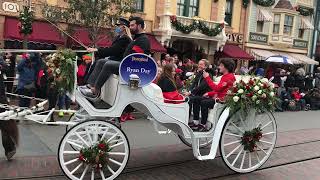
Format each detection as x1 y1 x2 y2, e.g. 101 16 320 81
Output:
252 0 275 7
18 6 34 36
296 6 313 16
170 16 224 37
243 0 250 8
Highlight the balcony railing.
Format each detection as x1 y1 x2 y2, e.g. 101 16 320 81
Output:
175 16 222 30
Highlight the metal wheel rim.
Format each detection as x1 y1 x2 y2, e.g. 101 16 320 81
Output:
58 120 130 180
220 110 277 173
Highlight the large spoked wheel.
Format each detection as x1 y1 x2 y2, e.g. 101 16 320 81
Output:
58 120 130 180
178 135 212 148
220 109 277 173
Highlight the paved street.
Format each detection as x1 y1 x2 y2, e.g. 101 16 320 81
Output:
0 110 320 180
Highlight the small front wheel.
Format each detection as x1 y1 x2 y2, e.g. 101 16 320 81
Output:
220 110 277 173
58 120 130 180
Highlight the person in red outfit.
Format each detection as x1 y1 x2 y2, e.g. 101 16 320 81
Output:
191 58 236 131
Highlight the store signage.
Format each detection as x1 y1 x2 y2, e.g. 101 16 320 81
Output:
226 33 244 44
2 2 20 13
249 32 268 44
293 39 308 49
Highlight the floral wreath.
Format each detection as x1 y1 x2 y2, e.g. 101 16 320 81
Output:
252 0 275 7
241 126 263 152
78 140 112 170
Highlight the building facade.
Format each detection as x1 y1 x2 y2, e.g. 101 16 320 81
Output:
245 0 318 65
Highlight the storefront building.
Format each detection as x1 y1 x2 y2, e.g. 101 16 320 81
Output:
245 0 318 65
314 0 320 65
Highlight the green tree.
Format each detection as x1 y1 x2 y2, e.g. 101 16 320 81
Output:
19 6 34 49
42 0 136 47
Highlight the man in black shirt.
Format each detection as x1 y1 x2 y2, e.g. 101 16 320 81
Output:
81 16 151 99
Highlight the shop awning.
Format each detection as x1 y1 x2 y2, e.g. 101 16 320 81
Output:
289 53 319 65
257 8 273 22
251 49 275 60
70 28 113 48
4 17 64 45
251 48 318 65
147 34 167 53
299 17 314 30
218 44 254 60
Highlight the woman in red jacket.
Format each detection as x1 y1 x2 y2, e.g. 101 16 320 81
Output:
193 59 236 131
157 64 184 103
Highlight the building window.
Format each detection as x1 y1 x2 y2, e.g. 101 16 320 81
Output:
257 21 264 32
177 0 199 17
273 14 280 34
298 29 304 39
225 0 233 26
133 0 144 12
284 15 294 36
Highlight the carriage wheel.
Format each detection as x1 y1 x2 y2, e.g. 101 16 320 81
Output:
58 120 130 180
178 135 212 148
220 110 277 173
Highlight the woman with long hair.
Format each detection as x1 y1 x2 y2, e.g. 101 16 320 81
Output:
157 64 184 103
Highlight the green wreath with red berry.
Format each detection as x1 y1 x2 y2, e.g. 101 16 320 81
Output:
241 126 263 152
78 140 112 170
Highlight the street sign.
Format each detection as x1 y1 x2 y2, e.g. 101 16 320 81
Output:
119 53 158 87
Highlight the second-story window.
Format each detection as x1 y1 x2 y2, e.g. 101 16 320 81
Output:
177 0 199 17
273 14 280 34
284 15 294 36
225 0 233 26
133 0 144 12
257 21 264 32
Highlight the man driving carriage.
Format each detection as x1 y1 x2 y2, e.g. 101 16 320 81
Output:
80 16 151 99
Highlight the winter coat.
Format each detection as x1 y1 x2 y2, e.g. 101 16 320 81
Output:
96 35 132 62
123 33 151 57
157 76 184 104
17 54 40 90
315 73 320 89
205 73 236 100
189 71 211 96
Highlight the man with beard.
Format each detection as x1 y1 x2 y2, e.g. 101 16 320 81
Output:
81 16 150 99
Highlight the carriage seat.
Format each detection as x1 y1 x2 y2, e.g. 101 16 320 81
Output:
142 83 164 103
100 74 119 106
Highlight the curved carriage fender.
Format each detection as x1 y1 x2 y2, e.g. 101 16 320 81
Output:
194 107 230 161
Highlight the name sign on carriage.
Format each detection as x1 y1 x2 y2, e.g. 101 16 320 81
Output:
119 53 158 88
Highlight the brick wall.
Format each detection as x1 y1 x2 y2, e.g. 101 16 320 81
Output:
210 0 219 21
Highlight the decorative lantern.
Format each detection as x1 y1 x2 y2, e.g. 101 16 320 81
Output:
129 74 140 89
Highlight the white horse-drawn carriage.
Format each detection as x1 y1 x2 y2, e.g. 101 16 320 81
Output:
0 52 277 180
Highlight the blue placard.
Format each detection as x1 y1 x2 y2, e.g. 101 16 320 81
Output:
119 53 158 87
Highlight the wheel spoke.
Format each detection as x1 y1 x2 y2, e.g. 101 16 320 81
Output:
224 140 242 147
249 152 252 168
257 144 268 155
261 121 272 130
64 151 80 154
80 165 89 180
255 151 261 162
108 152 126 156
64 158 79 165
70 162 82 174
85 126 93 146
109 141 124 149
100 127 110 141
107 165 116 175
91 170 94 180
240 151 246 170
100 170 106 180
225 132 242 138
260 140 273 145
232 147 243 166
107 132 119 143
262 132 275 136
230 122 245 133
67 140 84 149
226 144 242 158
75 132 90 147
109 158 122 166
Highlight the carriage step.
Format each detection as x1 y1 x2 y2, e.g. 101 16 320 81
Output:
89 99 112 109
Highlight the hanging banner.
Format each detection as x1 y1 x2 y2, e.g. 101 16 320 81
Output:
119 53 158 87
